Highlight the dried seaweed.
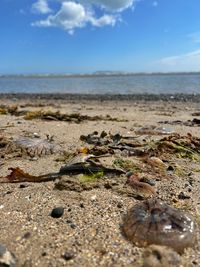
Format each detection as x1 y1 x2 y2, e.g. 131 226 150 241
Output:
0 167 59 183
159 118 200 127
113 158 141 172
0 105 26 116
24 110 126 123
154 134 200 162
59 153 125 174
126 173 155 197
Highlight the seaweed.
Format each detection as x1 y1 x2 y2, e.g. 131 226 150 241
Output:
0 167 59 183
126 173 155 197
113 158 141 172
79 171 104 183
24 110 126 123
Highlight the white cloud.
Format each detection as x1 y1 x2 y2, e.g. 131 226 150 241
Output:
90 14 117 27
32 1 117 34
31 0 137 34
89 0 135 12
32 0 52 14
155 50 200 72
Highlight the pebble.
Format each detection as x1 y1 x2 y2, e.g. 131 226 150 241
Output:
90 195 97 201
178 192 190 200
62 251 75 261
50 207 64 218
167 165 174 171
19 183 29 189
0 244 16 267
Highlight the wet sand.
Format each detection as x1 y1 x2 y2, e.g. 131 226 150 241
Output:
0 95 199 267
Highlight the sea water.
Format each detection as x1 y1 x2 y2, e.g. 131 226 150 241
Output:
0 74 200 94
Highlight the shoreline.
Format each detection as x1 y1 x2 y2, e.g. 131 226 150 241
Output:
1 93 200 102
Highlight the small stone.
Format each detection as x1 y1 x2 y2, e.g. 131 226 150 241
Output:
0 244 16 267
62 251 75 261
90 195 97 201
117 202 123 208
178 192 190 200
50 207 64 218
19 183 29 189
33 133 40 138
70 223 77 229
22 232 31 240
167 165 174 171
29 157 38 161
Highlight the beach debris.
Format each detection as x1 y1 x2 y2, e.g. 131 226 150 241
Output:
135 126 174 136
113 158 142 173
0 167 59 183
80 131 147 156
79 171 104 183
59 153 125 174
5 136 61 158
146 157 166 169
0 105 20 116
55 173 143 199
191 112 200 116
159 118 200 127
126 173 155 197
123 198 197 253
24 110 125 123
0 244 16 267
80 131 110 145
154 134 200 162
142 245 181 267
50 207 64 218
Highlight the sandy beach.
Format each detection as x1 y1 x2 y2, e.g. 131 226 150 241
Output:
0 94 200 267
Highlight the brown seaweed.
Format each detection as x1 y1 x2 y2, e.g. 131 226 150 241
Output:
123 199 197 253
126 173 155 197
0 167 59 183
24 110 126 123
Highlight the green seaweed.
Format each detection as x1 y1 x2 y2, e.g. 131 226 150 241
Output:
172 143 200 162
113 158 141 172
157 140 200 162
79 171 104 183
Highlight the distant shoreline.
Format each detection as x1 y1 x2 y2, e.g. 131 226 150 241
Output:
1 72 200 79
1 93 200 102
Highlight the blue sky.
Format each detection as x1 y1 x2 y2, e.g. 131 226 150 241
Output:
0 0 200 74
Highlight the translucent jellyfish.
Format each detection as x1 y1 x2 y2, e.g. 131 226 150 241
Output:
13 137 60 157
135 126 174 136
123 199 197 253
